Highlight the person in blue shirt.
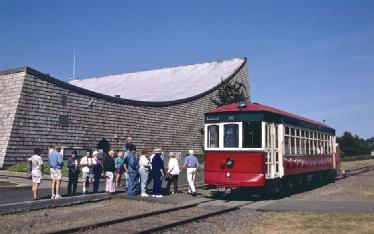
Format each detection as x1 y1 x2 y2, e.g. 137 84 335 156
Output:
183 150 199 196
48 145 64 199
126 145 139 196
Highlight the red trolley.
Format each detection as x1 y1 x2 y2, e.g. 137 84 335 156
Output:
204 102 341 193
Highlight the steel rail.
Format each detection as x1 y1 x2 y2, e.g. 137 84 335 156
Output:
46 199 213 234
134 201 254 234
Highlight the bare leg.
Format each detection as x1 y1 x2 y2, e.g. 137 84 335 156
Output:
51 180 56 197
32 184 36 199
56 180 61 195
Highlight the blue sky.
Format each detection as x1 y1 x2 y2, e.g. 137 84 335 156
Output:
1 0 373 138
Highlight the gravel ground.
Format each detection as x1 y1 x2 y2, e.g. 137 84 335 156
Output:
90 206 268 234
284 163 374 202
0 198 175 234
163 209 269 234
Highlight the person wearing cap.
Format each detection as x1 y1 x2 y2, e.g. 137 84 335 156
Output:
151 149 165 198
48 145 64 199
67 150 80 196
127 145 139 196
183 150 199 196
92 150 103 193
165 152 180 194
103 150 116 193
80 150 97 194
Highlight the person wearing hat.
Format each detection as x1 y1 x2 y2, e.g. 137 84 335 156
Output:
67 150 80 196
127 145 139 196
183 150 199 196
151 148 165 198
80 150 97 194
103 150 116 193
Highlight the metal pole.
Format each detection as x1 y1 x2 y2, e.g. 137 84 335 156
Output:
73 51 76 80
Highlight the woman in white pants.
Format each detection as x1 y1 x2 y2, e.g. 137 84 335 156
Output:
139 149 151 197
103 150 116 193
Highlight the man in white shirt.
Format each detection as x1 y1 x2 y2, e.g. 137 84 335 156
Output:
28 148 44 200
166 152 180 194
80 150 97 194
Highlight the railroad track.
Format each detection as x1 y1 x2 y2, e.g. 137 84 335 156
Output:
343 165 374 177
47 199 254 234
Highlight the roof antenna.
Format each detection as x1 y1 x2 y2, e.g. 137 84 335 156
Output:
72 50 76 80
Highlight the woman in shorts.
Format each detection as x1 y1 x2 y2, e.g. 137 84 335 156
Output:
28 148 44 200
115 152 125 187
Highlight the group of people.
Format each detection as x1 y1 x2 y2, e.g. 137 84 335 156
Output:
27 137 200 200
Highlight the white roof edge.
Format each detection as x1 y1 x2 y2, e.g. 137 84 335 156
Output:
69 57 246 102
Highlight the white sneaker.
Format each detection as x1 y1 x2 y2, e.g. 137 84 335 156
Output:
55 194 62 199
156 195 164 198
152 195 156 197
141 193 149 197
51 195 55 199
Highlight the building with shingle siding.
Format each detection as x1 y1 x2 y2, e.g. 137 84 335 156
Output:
0 58 250 168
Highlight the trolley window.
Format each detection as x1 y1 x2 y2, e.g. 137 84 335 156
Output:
242 122 262 148
207 125 220 148
224 124 239 148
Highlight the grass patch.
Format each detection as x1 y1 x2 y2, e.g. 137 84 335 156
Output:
243 212 374 234
6 162 69 177
341 155 373 162
0 181 17 187
341 159 374 170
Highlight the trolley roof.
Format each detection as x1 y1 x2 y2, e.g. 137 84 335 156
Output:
206 103 335 134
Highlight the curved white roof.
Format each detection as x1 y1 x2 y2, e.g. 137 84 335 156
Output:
69 58 245 102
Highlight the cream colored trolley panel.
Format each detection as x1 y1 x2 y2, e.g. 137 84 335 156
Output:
277 124 284 178
265 123 282 179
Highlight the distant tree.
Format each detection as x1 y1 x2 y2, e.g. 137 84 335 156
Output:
210 79 247 107
337 131 371 157
366 137 374 152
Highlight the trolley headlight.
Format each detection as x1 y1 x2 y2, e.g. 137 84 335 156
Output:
226 171 231 178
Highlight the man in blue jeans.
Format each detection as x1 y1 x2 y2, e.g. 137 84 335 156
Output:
126 145 139 196
48 145 64 199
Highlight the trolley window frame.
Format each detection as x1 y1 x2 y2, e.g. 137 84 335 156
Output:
204 122 265 151
283 124 335 157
